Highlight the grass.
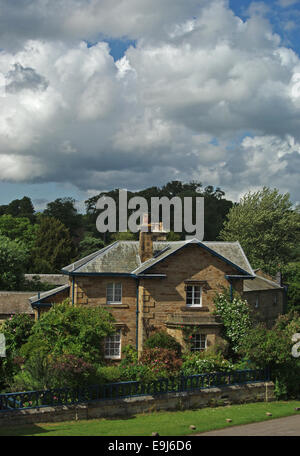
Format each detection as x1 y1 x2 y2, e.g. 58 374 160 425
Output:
0 401 300 436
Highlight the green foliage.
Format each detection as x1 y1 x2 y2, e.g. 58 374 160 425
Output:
11 353 98 391
0 314 34 389
20 301 116 364
0 235 29 290
240 311 300 398
214 292 253 354
120 363 160 383
21 276 57 292
85 180 232 242
2 314 34 352
181 351 234 376
282 262 300 312
220 187 300 274
78 233 105 257
121 344 138 365
0 215 37 245
0 197 35 222
43 197 81 237
111 231 137 241
96 365 123 384
32 216 74 273
144 331 181 355
139 348 182 377
166 231 181 241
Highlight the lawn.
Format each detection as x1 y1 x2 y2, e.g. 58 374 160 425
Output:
1 401 300 436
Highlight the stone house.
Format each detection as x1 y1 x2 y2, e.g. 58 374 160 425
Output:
29 230 285 360
0 292 35 324
0 275 68 325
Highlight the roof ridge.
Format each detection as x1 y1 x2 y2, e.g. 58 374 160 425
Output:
254 274 282 288
62 241 119 273
29 284 70 304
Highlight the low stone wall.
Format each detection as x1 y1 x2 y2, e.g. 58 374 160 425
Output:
0 381 274 427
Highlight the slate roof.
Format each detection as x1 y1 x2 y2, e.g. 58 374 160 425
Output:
0 292 35 315
243 275 283 292
29 284 70 305
62 239 255 277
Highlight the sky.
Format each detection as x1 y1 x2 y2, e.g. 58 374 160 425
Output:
0 0 299 212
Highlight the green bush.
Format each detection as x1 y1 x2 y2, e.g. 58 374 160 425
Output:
181 351 234 376
121 345 138 366
20 301 116 364
140 348 182 377
119 363 159 383
144 331 181 355
214 291 253 355
0 314 34 390
96 365 123 384
240 311 300 399
11 353 98 391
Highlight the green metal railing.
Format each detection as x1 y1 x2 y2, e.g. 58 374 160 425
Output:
0 367 270 412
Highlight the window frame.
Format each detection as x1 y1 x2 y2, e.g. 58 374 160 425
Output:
186 284 202 307
106 282 122 305
190 333 207 352
104 329 122 360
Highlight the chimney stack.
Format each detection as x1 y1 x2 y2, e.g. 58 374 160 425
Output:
275 271 282 286
139 230 153 263
139 214 168 262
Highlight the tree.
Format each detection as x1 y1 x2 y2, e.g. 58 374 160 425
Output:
43 197 81 237
111 231 137 241
6 302 116 391
219 187 300 274
282 262 300 312
144 331 182 355
0 235 29 290
4 196 35 222
32 216 73 273
84 181 232 242
0 215 36 246
0 314 34 389
20 301 116 364
240 311 300 398
78 233 105 257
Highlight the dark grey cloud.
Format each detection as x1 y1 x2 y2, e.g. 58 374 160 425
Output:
6 63 48 93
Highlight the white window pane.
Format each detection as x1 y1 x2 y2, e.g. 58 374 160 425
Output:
104 330 121 358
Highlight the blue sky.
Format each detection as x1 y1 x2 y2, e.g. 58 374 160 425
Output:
0 0 299 211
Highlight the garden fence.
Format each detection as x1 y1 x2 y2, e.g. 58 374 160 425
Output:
0 367 270 412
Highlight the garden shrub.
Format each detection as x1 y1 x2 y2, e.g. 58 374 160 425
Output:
240 311 300 399
49 354 98 389
0 314 34 390
20 301 116 364
121 344 138 365
96 365 123 384
139 348 182 377
214 291 253 355
11 353 98 391
144 331 182 355
120 363 161 383
11 353 53 391
181 351 234 376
